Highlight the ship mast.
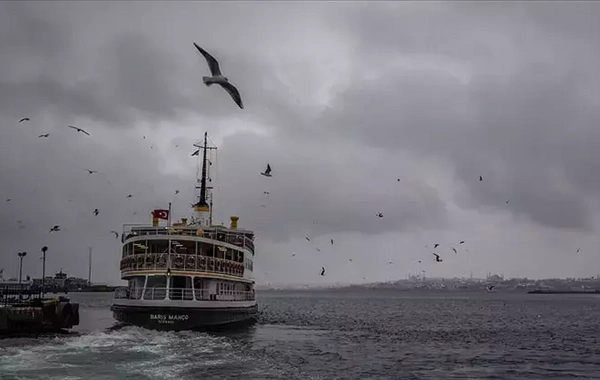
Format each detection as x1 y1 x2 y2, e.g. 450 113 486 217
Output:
192 132 216 226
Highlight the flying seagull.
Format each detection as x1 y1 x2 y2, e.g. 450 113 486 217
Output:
110 230 119 239
305 236 311 241
175 190 180 195
193 42 243 109
330 239 334 245
434 243 440 249
320 267 326 276
5 198 10 202
459 241 465 244
376 212 384 218
451 247 457 254
93 209 99 216
49 225 61 232
191 149 200 157
126 194 133 198
261 164 272 177
84 169 98 174
38 134 50 138
19 117 30 123
479 176 483 182
315 248 321 252
577 248 581 253
68 125 90 136
432 253 442 262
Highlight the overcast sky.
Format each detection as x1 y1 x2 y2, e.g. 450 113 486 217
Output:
1 2 600 286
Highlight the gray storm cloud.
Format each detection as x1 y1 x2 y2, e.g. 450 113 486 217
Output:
1 1 600 285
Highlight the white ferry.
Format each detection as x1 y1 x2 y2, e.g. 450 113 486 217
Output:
111 132 257 330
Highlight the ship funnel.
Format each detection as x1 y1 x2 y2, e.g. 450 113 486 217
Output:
230 216 239 229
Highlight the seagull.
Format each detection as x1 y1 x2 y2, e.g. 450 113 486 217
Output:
110 230 119 239
93 209 99 216
434 243 440 249
376 212 384 218
84 169 98 174
577 248 581 253
126 194 133 198
432 253 442 262
479 176 483 182
49 225 61 232
486 285 495 293
67 125 90 136
349 259 353 262
175 190 180 195
315 248 321 252
305 236 311 241
193 43 243 109
397 178 401 182
5 198 10 202
330 239 334 245
261 164 272 177
459 241 465 244
191 149 200 156
19 117 30 123
451 247 457 254
320 267 326 276
263 191 270 195
260 204 267 208
38 134 50 138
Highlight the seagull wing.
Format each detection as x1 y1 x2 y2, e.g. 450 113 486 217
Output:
80 128 90 136
218 81 243 109
193 43 222 76
266 164 271 174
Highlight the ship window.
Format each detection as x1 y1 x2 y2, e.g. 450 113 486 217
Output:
128 276 145 299
147 240 169 254
174 240 195 255
169 276 193 300
133 241 148 255
144 275 167 300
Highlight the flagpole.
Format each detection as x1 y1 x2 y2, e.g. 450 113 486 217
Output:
168 202 172 227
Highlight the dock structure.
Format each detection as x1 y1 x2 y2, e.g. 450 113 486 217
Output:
0 285 79 336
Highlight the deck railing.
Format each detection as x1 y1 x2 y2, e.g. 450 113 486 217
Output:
114 287 255 302
119 254 246 277
121 225 254 253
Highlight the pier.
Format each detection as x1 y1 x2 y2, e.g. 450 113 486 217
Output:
0 284 80 337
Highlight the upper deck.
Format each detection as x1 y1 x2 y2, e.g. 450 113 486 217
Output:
122 223 255 254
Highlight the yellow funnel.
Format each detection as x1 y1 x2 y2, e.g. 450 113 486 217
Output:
230 216 239 229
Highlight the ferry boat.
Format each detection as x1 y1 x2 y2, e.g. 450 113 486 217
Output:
111 132 257 330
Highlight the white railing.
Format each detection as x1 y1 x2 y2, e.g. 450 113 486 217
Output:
114 287 255 302
121 225 255 252
120 255 246 277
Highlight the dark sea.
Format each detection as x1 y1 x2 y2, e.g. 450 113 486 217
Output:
1 290 600 380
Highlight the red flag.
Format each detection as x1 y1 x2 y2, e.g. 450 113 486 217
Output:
152 209 169 220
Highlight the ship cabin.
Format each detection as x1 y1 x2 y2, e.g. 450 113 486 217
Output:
117 216 256 303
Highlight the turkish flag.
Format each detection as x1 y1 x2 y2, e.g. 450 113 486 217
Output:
153 209 169 220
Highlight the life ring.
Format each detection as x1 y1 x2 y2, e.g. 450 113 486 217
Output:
157 254 167 268
145 254 155 267
209 258 215 270
136 255 144 267
199 257 206 270
216 259 222 272
186 255 196 270
174 255 184 269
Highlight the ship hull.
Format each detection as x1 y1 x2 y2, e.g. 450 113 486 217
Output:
110 304 258 331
